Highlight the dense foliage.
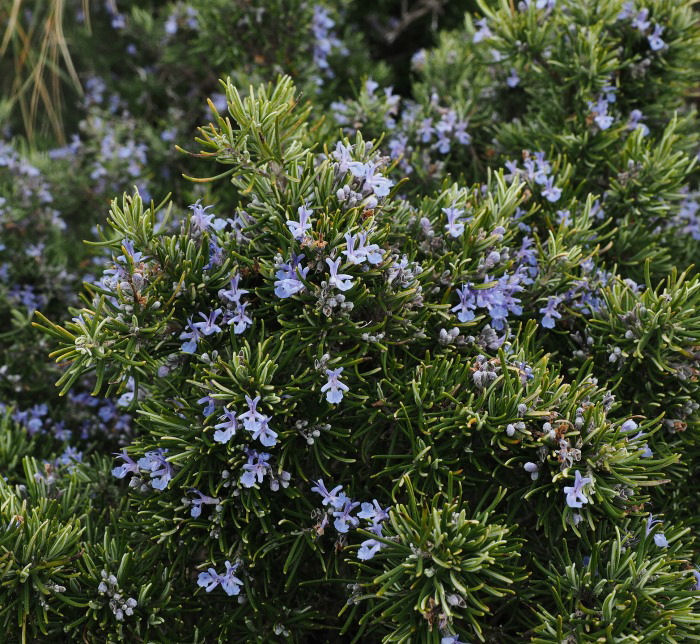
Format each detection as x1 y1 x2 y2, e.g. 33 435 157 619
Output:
1 0 698 642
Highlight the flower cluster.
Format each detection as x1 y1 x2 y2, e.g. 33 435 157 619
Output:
97 571 138 622
310 479 389 561
197 560 243 597
112 448 173 491
504 151 562 203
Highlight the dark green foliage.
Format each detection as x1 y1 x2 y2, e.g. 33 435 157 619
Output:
0 1 698 642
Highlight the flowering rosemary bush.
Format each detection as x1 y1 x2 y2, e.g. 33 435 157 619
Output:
1 0 699 642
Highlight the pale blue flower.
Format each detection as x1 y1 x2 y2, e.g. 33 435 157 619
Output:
631 8 650 32
197 561 242 596
189 200 225 235
357 500 389 524
322 367 349 404
311 479 346 509
541 176 562 202
333 498 360 533
648 24 665 51
357 231 384 264
539 296 563 328
240 450 270 488
627 109 649 136
452 283 476 322
193 308 223 336
220 560 243 596
198 395 216 417
274 253 309 298
250 415 278 447
214 408 238 443
219 274 248 304
197 568 221 593
137 449 173 490
342 232 365 264
443 204 466 238
348 160 393 197
112 449 139 479
238 395 265 431
473 18 492 43
229 301 252 334
506 68 520 87
189 489 219 518
646 515 669 547
179 317 203 353
564 470 592 508
358 538 382 561
326 257 354 291
287 205 313 240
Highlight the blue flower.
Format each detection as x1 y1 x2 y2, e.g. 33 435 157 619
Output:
220 560 244 596
443 204 466 238
627 109 649 136
417 118 434 142
213 408 238 443
357 500 389 524
441 636 468 644
188 489 219 518
342 232 365 265
648 24 665 51
229 301 252 334
348 160 393 197
188 200 216 234
563 470 592 508
321 367 349 404
333 498 360 533
588 99 613 130
357 232 384 264
617 1 635 20
452 284 476 322
197 568 221 593
506 68 520 88
326 257 354 291
541 176 562 202
250 415 278 447
218 274 248 304
287 205 313 240
453 119 471 145
332 141 353 173
238 395 265 432
137 449 173 490
473 18 492 43
179 317 203 353
193 308 223 336
112 449 139 479
198 395 216 417
197 560 242 596
274 253 309 298
646 515 669 547
539 296 563 328
631 8 650 32
357 538 382 561
240 450 270 488
204 240 224 270
311 479 346 509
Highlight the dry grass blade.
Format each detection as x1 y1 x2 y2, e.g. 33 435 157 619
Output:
0 0 88 144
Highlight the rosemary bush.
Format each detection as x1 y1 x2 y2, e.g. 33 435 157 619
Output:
0 0 698 642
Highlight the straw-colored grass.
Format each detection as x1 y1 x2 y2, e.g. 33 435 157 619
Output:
1 0 91 143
